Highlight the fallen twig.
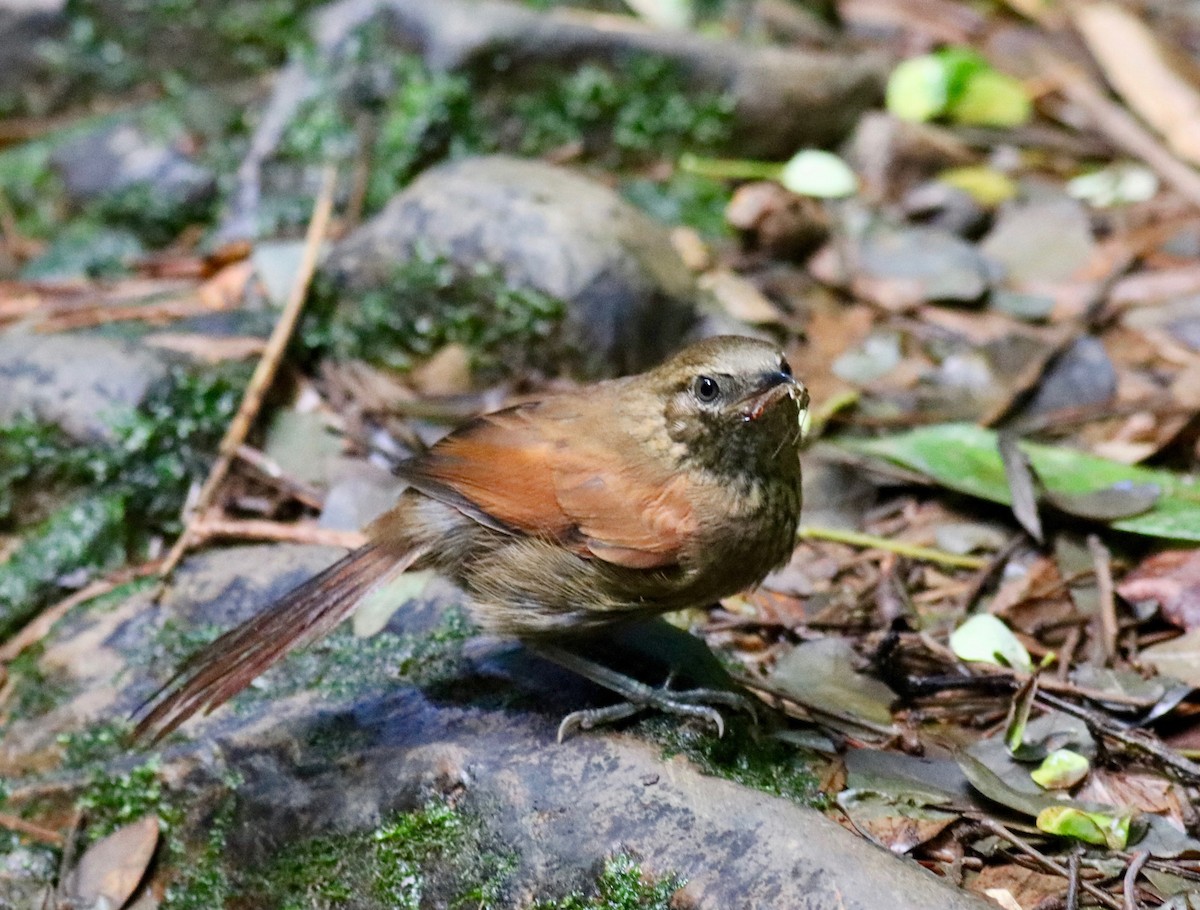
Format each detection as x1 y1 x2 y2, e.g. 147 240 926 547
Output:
188 517 365 549
0 562 160 662
0 812 65 846
158 165 338 581
1038 51 1200 209
977 818 1121 910
798 526 988 570
235 444 326 510
1088 534 1118 665
1067 849 1080 910
1036 689 1200 783
1123 850 1149 910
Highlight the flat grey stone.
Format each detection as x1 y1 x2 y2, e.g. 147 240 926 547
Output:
0 331 169 442
980 197 1096 286
49 121 217 212
1022 335 1117 415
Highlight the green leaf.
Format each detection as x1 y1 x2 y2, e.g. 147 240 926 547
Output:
837 423 1200 541
886 49 1029 127
1004 673 1038 755
779 150 858 199
1036 805 1133 849
1031 749 1090 790
938 166 1018 206
886 55 953 122
948 69 1031 127
950 614 1033 672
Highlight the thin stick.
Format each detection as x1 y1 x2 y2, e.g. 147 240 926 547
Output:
1038 52 1200 209
978 818 1121 910
234 444 326 510
1088 534 1118 665
0 812 64 846
1067 849 1080 910
1123 851 1149 910
158 165 338 581
797 526 988 570
0 562 160 661
188 517 365 549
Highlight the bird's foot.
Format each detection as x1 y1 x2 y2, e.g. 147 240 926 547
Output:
529 644 756 742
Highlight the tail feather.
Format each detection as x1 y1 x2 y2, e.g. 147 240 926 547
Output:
134 543 420 742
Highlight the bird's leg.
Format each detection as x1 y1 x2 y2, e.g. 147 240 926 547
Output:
527 643 757 743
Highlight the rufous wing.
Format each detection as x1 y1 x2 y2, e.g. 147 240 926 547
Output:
395 398 695 569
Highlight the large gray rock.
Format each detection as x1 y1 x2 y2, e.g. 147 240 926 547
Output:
5 542 989 910
323 155 700 376
363 0 883 159
0 331 169 442
49 120 217 214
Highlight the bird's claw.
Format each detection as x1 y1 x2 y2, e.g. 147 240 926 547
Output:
556 682 757 742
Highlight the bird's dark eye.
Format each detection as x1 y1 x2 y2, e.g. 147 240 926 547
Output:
780 358 793 377
693 375 720 403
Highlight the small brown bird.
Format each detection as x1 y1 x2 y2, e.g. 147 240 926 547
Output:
135 335 807 741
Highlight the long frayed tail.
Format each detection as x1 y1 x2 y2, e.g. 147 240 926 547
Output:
134 543 421 742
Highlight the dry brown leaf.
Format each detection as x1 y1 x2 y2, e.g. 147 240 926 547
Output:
1076 768 1183 826
969 862 1064 910
410 343 473 396
1118 549 1200 629
850 809 956 855
1073 2 1200 167
1111 264 1200 312
63 815 159 910
198 260 254 311
669 226 711 272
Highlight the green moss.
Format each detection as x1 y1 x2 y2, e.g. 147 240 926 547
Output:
98 365 246 534
147 617 225 669
644 716 828 809
270 29 484 233
3 644 74 723
0 495 127 639
393 607 474 686
162 790 237 910
0 419 90 524
85 179 216 249
303 250 568 374
49 0 322 100
0 142 64 241
535 854 682 910
248 800 508 910
20 222 145 280
511 58 733 162
79 759 181 843
58 720 133 770
620 172 731 237
0 365 245 635
242 606 472 709
372 803 462 907
363 58 483 214
73 761 239 909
